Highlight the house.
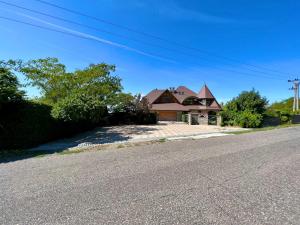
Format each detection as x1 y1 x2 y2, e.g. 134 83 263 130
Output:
144 85 222 125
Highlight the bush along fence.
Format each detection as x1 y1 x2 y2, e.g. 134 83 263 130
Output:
0 101 157 150
263 112 300 127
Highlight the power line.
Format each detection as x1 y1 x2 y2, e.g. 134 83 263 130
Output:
0 16 174 63
0 16 286 81
34 0 292 77
0 0 288 79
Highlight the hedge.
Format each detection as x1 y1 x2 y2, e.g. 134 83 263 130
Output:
0 102 157 150
106 112 157 125
0 101 95 150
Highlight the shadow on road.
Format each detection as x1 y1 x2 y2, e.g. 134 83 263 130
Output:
0 125 160 164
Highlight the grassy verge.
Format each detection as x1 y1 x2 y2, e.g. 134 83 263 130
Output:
226 123 300 135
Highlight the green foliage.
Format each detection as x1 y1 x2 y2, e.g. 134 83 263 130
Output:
0 101 95 150
267 98 294 114
264 98 299 124
0 58 157 150
0 67 24 107
13 57 124 121
51 94 107 123
280 115 290 123
266 98 299 121
221 89 268 128
107 111 157 125
235 110 263 128
109 93 135 113
20 58 67 103
225 89 268 114
18 58 122 106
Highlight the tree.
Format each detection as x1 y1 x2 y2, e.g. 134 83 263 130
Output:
266 98 297 115
19 58 67 104
51 93 107 123
13 58 124 122
109 92 135 113
0 67 24 107
18 58 122 106
221 89 268 128
225 89 268 114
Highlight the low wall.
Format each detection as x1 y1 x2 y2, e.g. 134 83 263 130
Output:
263 117 281 127
292 115 300 124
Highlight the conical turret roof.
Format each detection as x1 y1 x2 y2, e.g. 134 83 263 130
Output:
198 85 215 99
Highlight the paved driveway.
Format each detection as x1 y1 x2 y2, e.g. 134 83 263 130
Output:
32 122 244 151
1 126 299 224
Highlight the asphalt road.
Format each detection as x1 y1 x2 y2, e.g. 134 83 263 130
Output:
1 127 299 225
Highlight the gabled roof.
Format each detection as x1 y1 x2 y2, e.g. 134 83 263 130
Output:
145 86 197 104
145 85 221 110
198 85 215 99
176 86 197 96
145 89 166 104
173 86 197 103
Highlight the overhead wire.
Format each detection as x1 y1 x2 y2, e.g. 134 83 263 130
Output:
33 0 292 77
0 15 286 81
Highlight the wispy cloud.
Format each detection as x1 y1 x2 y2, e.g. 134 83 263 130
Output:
157 1 237 24
1 8 175 63
127 0 238 24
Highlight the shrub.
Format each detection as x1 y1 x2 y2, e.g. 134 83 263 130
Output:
221 89 268 128
279 112 291 124
135 112 157 124
51 94 107 123
0 67 24 108
235 111 263 128
0 101 95 150
107 112 157 125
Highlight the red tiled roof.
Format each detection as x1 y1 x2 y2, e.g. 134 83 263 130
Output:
176 86 197 96
145 89 166 104
145 85 221 111
198 85 215 99
210 100 221 109
173 86 197 103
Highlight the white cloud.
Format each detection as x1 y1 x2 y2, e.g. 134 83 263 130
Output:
1 8 176 63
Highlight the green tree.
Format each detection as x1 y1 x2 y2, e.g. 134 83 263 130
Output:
110 93 150 113
266 98 298 115
221 89 268 128
18 58 122 105
225 89 268 114
20 58 67 104
0 67 24 107
15 58 124 122
109 92 135 113
51 93 107 123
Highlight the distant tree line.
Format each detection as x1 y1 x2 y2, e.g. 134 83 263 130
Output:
0 58 156 150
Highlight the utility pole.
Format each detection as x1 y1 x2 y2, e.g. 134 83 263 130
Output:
288 78 300 111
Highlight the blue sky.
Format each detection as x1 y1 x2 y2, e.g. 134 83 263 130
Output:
0 0 299 103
